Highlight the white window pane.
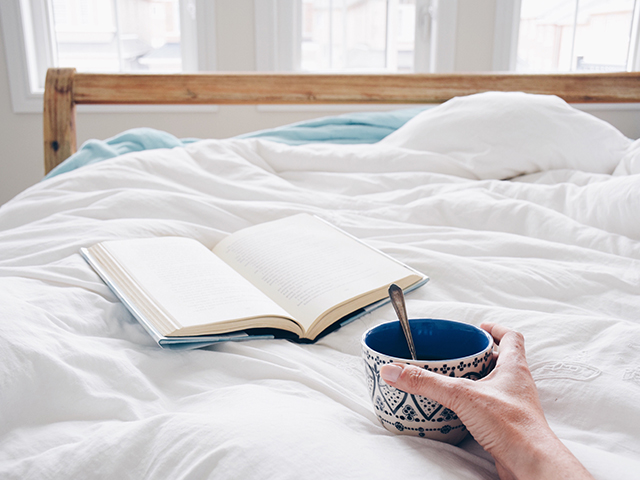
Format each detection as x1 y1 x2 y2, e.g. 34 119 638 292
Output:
51 0 182 73
574 0 634 71
301 0 331 70
517 0 635 72
517 0 577 72
300 0 415 72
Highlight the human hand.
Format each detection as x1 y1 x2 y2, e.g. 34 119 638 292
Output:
379 323 594 480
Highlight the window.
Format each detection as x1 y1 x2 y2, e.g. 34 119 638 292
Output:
299 0 417 72
517 0 637 72
254 0 458 73
0 0 215 112
51 0 184 74
494 0 640 72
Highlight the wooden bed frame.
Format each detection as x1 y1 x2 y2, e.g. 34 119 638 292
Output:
43 68 640 175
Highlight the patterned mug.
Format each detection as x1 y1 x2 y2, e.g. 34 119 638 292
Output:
362 318 494 444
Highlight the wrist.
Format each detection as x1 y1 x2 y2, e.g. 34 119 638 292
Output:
493 427 593 480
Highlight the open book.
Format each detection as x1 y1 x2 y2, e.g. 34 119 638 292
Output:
81 214 428 349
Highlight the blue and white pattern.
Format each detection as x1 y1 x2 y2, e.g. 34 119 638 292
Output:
363 342 494 444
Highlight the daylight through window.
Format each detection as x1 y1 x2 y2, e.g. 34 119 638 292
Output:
50 0 182 73
516 0 637 72
299 0 417 72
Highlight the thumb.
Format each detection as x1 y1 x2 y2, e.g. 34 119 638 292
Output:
380 363 460 408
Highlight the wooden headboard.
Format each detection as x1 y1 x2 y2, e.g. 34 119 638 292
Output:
43 68 640 175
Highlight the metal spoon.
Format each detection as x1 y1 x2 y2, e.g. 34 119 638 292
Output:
388 283 417 360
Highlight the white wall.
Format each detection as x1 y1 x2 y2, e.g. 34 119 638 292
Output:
456 0 496 71
1 0 639 206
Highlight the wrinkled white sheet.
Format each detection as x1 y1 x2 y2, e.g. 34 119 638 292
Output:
1 93 639 479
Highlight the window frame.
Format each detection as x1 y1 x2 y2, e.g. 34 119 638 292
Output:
254 0 458 73
0 0 217 113
492 0 520 71
253 0 458 113
627 0 640 70
492 0 640 72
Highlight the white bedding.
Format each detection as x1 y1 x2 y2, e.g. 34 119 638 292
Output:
1 92 639 479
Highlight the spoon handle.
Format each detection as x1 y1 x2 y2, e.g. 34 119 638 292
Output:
388 284 417 360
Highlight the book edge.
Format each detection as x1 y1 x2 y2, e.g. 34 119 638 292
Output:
81 247 275 349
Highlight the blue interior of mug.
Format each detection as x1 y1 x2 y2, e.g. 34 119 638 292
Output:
364 319 490 361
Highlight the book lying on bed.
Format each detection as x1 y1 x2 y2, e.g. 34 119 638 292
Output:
81 214 428 349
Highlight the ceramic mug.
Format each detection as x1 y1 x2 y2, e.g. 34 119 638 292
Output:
362 318 494 444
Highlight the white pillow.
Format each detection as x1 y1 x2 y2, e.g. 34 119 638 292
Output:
613 138 640 175
380 92 631 179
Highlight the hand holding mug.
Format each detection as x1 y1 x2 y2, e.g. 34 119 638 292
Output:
362 318 495 444
380 323 595 480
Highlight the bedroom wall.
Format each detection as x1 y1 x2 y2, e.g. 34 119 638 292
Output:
1 0 639 207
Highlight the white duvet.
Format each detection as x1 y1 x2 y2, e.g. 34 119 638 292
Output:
1 93 639 479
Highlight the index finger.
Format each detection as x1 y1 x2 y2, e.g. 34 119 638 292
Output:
480 322 512 345
481 323 527 366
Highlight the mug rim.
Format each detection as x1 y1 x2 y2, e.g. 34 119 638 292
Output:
361 318 493 364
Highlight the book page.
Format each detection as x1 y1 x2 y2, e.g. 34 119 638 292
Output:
101 237 295 333
213 214 421 332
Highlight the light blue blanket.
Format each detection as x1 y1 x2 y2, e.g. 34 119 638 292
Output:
45 107 425 178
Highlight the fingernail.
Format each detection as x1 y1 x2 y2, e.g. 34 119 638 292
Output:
380 364 403 384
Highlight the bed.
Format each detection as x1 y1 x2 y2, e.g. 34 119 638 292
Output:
1 69 639 479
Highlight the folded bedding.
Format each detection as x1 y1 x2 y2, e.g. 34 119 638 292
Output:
1 92 639 479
